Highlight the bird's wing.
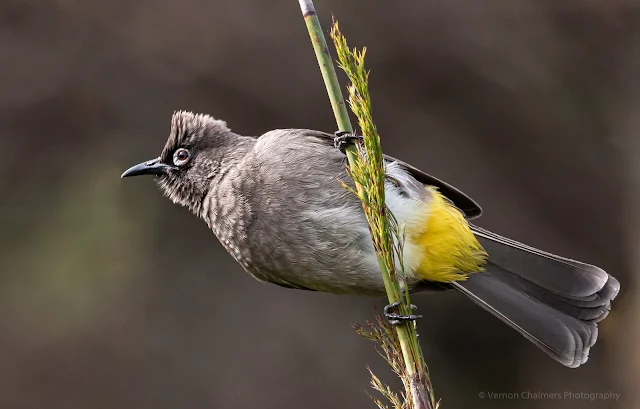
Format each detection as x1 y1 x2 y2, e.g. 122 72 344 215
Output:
383 155 482 219
305 130 483 219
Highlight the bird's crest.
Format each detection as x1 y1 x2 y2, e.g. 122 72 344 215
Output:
161 111 229 161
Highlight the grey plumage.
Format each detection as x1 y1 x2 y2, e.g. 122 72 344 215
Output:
122 110 619 368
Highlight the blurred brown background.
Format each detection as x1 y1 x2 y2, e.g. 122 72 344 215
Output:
1 0 638 408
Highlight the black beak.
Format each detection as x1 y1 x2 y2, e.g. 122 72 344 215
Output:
121 158 175 178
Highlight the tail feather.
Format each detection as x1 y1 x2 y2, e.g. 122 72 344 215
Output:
480 260 613 322
470 225 612 299
453 225 620 368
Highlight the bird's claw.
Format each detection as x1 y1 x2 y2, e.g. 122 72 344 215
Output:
384 301 422 326
334 131 364 154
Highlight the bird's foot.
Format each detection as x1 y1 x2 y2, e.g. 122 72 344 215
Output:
334 131 364 154
384 300 422 326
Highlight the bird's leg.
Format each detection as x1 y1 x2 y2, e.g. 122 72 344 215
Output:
334 131 364 154
384 300 422 326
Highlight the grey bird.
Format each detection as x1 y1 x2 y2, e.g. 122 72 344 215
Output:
122 110 619 368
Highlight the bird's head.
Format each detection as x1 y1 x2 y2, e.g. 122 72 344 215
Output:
121 110 233 214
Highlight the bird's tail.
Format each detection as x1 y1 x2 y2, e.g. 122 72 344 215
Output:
452 224 620 368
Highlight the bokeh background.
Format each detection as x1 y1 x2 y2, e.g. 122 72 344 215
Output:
1 0 638 408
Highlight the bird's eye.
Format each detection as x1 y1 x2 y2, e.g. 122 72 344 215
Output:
172 148 191 166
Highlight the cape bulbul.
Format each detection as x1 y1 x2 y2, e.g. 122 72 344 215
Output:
122 111 619 368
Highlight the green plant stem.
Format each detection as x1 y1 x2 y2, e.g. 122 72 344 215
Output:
297 2 434 409
298 0 363 198
298 0 351 132
298 0 367 205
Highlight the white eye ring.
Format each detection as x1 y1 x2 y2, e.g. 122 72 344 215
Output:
173 148 191 166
